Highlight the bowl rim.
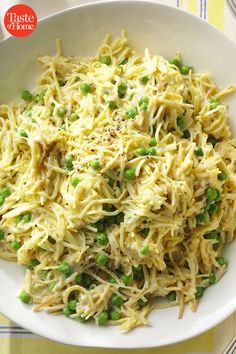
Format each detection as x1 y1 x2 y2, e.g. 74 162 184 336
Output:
0 0 236 348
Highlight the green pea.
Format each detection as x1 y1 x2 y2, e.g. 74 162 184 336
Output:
19 291 30 303
182 130 190 139
166 291 176 302
49 281 57 291
119 58 128 65
207 203 218 215
146 147 156 156
215 189 221 201
169 58 181 68
68 300 77 311
109 277 117 284
58 80 66 87
63 306 73 316
132 265 144 280
216 256 228 266
60 124 66 131
209 97 219 110
194 146 203 157
70 113 79 122
205 230 221 243
181 65 191 75
104 174 114 186
65 154 73 164
0 195 5 205
98 311 108 325
19 130 28 138
107 101 117 110
121 274 133 286
57 106 66 117
140 227 150 237
26 110 32 118
195 287 204 299
110 311 120 320
139 96 149 112
149 138 157 146
96 232 109 246
49 280 56 290
91 221 104 232
90 160 100 170
207 135 218 146
124 168 136 180
21 90 33 101
100 55 111 65
135 148 147 156
96 253 108 266
76 315 87 322
177 116 185 129
49 278 56 288
11 240 21 251
125 106 138 119
138 298 148 307
0 230 4 240
27 259 40 270
75 273 83 285
80 83 91 94
15 215 23 224
209 272 216 285
39 90 46 99
115 212 124 224
139 97 149 105
205 200 214 211
218 171 227 181
37 94 45 103
206 187 219 201
140 245 149 256
118 83 128 98
196 212 208 225
58 262 72 276
75 273 93 288
64 154 74 171
22 213 31 223
41 270 49 279
70 177 80 187
1 187 11 198
111 294 124 307
33 95 40 103
138 75 149 85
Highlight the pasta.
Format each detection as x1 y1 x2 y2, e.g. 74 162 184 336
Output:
0 32 236 330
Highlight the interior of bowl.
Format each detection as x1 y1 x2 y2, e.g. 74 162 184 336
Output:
0 0 236 348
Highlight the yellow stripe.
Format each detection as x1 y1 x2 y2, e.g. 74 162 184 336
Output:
0 331 214 354
0 314 12 325
188 0 197 14
207 0 224 30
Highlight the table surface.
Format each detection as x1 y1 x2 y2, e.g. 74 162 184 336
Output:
0 1 236 353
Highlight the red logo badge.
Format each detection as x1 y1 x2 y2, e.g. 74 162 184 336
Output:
4 4 37 37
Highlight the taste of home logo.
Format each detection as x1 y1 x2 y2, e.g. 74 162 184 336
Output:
4 4 37 37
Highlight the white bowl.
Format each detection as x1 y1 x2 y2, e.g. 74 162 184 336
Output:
1 0 236 348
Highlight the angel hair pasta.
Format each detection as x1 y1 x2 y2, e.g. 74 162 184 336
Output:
0 32 236 331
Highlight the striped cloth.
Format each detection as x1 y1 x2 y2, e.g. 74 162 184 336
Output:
0 1 236 353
